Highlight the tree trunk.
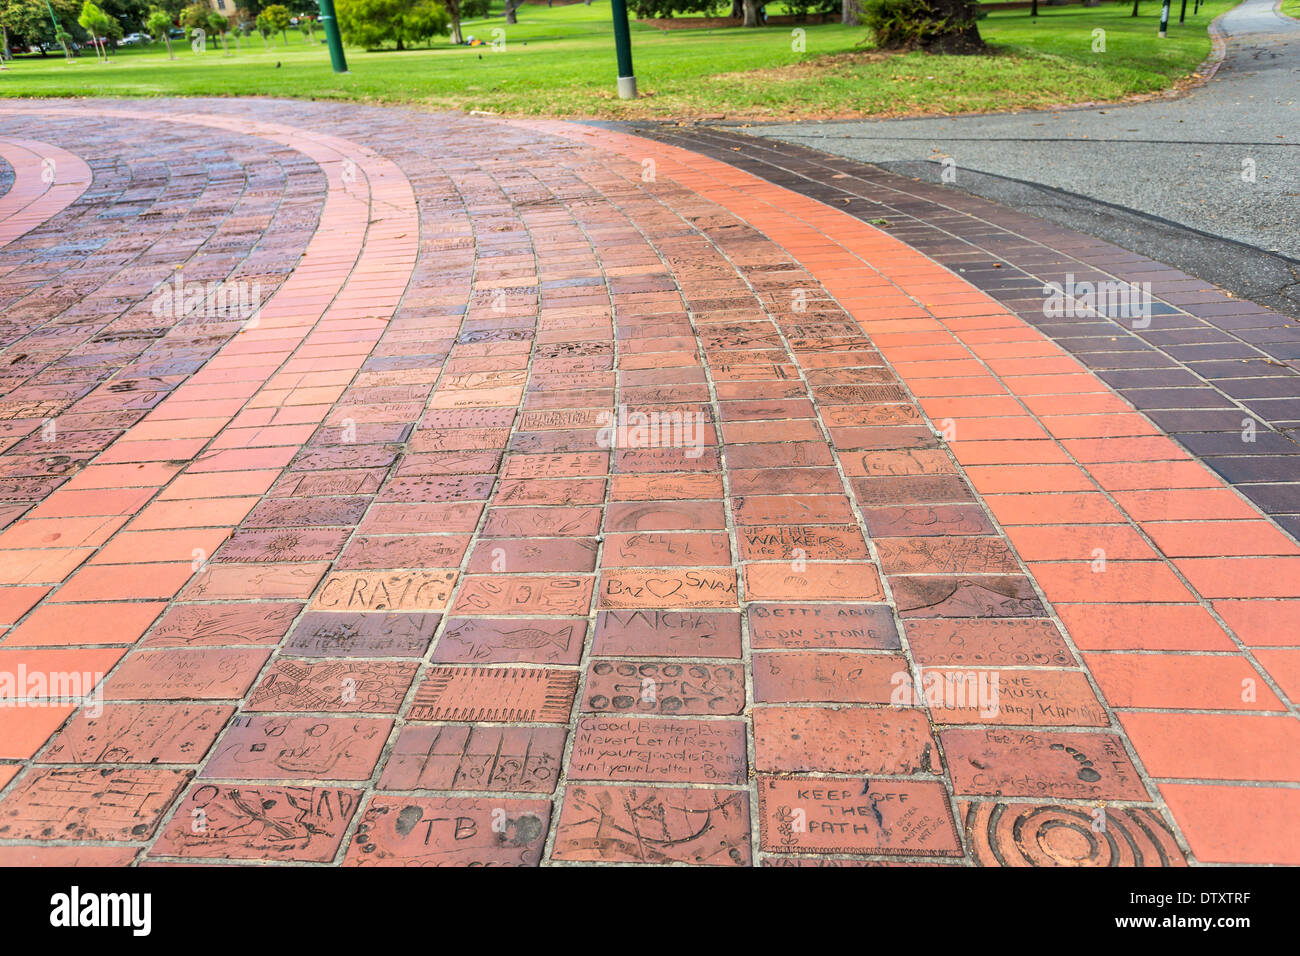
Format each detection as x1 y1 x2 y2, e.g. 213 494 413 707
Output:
729 0 741 16
1 25 9 64
450 16 463 43
742 0 761 26
842 0 859 25
1132 0 1139 15
506 0 519 24
917 0 984 52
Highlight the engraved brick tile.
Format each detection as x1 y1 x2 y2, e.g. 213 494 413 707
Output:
736 524 869 562
597 568 738 609
743 563 883 603
343 796 550 866
150 784 361 861
759 777 962 857
103 648 271 700
466 537 598 574
246 660 418 714
890 575 1046 618
433 617 585 665
920 668 1108 726
310 569 458 612
201 715 392 780
905 619 1074 667
753 652 906 704
408 666 578 722
40 703 234 764
592 609 743 658
553 785 751 866
747 604 900 649
379 724 566 792
568 715 746 784
142 603 302 648
601 531 731 567
582 659 745 715
942 729 1150 800
961 801 1185 866
754 706 939 774
284 612 440 658
451 575 594 615
0 767 191 842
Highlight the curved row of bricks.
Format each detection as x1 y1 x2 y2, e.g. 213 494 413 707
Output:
0 102 1294 865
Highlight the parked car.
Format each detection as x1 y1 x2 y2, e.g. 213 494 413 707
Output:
118 32 151 46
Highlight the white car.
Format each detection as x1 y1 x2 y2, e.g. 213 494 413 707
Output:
118 32 151 46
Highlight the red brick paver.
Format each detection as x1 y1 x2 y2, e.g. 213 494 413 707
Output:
0 101 1295 866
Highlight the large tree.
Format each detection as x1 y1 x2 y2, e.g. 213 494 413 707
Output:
443 0 463 42
335 0 448 49
862 0 983 52
0 0 82 53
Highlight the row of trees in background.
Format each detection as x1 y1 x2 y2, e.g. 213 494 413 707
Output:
627 0 980 48
0 0 509 56
4 0 988 60
625 0 979 46
0 0 321 55
334 0 504 49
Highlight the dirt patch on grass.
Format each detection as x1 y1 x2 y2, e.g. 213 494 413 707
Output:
710 47 899 83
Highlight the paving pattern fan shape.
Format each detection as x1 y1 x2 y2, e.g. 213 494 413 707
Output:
0 100 1296 867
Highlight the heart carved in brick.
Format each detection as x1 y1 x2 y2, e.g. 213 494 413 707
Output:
646 578 683 598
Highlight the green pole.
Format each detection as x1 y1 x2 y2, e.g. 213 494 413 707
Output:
317 0 347 73
610 0 636 99
42 0 71 58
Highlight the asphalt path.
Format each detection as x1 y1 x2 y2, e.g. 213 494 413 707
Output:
752 0 1300 306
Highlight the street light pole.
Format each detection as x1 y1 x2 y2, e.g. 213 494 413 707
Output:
317 0 348 73
1158 0 1170 36
610 0 637 99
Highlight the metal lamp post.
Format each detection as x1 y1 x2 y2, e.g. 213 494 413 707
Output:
611 0 637 99
317 0 348 73
1158 0 1171 36
43 0 70 57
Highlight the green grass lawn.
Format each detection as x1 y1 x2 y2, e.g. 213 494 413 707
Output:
1281 0 1299 20
0 0 1239 119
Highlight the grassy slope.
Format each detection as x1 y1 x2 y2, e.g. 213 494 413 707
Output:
0 1 1239 119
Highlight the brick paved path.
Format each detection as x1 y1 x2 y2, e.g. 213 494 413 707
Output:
0 100 1296 867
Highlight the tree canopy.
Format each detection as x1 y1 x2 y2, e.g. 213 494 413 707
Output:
336 0 449 50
